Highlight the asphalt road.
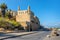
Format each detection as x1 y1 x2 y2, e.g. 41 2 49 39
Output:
4 31 51 40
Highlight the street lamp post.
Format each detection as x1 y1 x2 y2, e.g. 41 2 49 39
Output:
29 23 30 32
27 22 30 32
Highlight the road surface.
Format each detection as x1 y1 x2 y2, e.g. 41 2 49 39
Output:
4 31 51 40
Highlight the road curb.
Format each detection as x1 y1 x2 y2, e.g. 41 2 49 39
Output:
0 31 38 40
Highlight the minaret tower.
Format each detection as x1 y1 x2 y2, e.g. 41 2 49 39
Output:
18 6 20 11
28 6 30 13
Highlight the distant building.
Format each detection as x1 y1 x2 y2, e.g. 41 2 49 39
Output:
0 8 1 13
16 6 40 31
0 8 2 15
6 9 17 17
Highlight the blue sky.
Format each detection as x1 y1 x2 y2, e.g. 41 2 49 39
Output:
0 0 60 28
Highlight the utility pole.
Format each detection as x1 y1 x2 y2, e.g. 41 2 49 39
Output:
27 22 30 32
28 22 30 32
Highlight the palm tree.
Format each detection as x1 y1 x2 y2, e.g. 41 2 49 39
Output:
0 3 7 17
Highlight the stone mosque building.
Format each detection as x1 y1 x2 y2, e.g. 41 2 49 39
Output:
16 6 40 31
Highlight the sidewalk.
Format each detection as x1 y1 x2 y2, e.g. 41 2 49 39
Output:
43 31 60 40
0 31 37 40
